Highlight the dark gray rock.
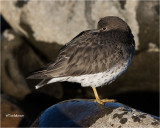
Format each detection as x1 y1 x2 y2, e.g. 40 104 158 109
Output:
1 29 31 99
32 99 160 127
1 29 63 99
137 1 159 51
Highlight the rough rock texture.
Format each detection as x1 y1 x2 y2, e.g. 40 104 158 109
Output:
1 30 31 99
32 99 160 127
136 1 159 50
1 29 63 99
1 0 159 51
1 95 28 127
1 0 143 49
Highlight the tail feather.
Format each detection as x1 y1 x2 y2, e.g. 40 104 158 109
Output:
26 71 50 79
35 79 50 89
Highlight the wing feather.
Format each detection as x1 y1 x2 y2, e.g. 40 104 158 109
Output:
27 30 132 79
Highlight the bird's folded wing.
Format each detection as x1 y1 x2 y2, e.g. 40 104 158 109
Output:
27 30 126 79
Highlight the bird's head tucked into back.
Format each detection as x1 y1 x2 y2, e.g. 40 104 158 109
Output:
97 16 131 33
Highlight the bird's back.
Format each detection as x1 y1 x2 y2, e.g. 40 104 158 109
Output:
28 29 134 80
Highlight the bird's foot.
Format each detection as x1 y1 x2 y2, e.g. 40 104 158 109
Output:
94 99 104 105
94 99 115 105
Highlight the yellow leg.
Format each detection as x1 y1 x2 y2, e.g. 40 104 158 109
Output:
92 87 115 105
92 87 104 104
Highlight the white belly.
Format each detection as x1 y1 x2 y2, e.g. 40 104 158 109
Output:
48 58 131 87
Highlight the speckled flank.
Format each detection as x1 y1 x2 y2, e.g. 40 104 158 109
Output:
47 57 131 87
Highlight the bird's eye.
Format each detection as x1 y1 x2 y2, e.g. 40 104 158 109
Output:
102 27 106 31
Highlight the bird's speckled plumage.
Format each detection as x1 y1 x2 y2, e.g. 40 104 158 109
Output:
27 16 135 89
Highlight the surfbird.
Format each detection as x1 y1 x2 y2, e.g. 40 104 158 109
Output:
27 16 135 105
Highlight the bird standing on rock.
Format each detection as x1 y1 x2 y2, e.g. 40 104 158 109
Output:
27 16 135 105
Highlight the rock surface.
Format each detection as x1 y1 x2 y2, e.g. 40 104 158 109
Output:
1 30 31 99
1 0 158 51
1 29 63 99
137 1 159 50
32 99 160 127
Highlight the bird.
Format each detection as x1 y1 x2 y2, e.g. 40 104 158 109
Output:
27 16 135 105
